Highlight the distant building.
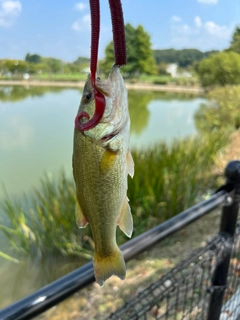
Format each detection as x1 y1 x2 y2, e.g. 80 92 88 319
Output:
166 63 178 77
166 63 192 78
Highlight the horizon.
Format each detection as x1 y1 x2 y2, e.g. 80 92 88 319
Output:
0 0 238 62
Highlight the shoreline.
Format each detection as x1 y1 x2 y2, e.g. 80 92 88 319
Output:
0 80 204 94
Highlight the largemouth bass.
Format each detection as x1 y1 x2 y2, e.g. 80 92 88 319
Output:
72 64 134 286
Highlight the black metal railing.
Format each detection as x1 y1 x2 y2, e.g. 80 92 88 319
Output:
0 160 240 320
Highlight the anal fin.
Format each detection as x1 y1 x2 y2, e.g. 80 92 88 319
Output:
75 199 88 228
126 150 134 178
118 197 133 238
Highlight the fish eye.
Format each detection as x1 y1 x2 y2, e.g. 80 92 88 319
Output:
83 92 92 102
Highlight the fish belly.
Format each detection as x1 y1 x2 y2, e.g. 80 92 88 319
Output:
73 130 127 285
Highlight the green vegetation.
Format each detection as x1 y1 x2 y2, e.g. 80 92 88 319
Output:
195 85 240 133
195 51 240 87
0 86 66 102
195 26 240 87
127 134 226 240
2 85 238 261
0 171 93 261
2 24 240 87
229 26 240 54
101 23 157 77
35 73 87 82
0 133 227 260
0 23 215 83
154 48 218 68
0 54 89 79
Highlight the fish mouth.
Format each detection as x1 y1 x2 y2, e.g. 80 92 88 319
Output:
101 132 117 142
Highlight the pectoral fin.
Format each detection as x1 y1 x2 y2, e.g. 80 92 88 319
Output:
100 149 118 174
126 150 134 178
118 198 133 238
75 199 88 228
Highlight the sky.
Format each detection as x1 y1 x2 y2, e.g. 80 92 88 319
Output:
0 0 239 62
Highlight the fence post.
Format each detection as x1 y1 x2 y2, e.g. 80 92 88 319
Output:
207 160 240 320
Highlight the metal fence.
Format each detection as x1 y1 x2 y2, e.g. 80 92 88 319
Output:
0 160 240 320
107 228 240 320
107 161 240 320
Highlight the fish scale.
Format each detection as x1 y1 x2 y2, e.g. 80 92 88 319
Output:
72 65 134 285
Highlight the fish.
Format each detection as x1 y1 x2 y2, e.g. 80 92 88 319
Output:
72 64 134 286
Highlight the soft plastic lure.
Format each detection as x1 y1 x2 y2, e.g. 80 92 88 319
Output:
75 0 126 132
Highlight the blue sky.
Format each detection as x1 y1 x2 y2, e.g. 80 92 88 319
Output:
0 0 239 62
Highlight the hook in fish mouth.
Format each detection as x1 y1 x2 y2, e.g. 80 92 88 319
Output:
75 87 106 132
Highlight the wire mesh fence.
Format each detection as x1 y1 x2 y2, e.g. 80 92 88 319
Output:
107 224 240 320
221 222 240 320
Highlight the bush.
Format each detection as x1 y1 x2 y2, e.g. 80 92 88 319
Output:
195 85 240 134
196 51 240 87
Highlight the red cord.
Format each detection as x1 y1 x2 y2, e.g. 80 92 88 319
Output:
108 0 126 66
75 0 106 132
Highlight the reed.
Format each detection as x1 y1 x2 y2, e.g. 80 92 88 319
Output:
0 134 227 259
0 171 93 261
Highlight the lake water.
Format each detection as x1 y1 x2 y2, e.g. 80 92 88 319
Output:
0 85 207 309
0 86 206 200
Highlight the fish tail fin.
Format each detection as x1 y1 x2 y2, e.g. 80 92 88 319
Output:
94 247 126 286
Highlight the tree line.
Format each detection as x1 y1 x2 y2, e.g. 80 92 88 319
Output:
1 23 240 87
0 54 90 76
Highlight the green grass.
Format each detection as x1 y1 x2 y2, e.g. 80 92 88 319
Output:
0 133 227 261
125 133 227 239
0 171 93 261
0 72 201 87
34 73 88 82
125 74 172 85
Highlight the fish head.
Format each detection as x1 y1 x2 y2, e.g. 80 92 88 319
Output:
75 65 129 150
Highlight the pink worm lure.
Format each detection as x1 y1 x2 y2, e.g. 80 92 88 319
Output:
75 0 127 132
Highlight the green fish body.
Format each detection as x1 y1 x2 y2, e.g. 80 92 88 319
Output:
72 65 134 285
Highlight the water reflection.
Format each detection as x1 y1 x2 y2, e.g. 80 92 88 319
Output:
128 91 152 134
0 86 66 102
0 254 88 308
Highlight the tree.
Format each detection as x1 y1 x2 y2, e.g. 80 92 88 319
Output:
194 86 240 134
74 56 90 65
25 53 41 64
153 49 219 67
229 26 240 54
196 51 240 87
101 23 157 77
3 59 28 74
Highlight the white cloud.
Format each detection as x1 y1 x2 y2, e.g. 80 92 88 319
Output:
171 15 182 23
72 14 90 31
204 21 232 39
195 16 202 28
74 2 87 11
0 0 22 27
197 0 218 4
170 15 234 50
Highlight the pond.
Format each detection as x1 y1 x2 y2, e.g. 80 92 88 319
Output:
0 86 205 200
0 85 207 309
